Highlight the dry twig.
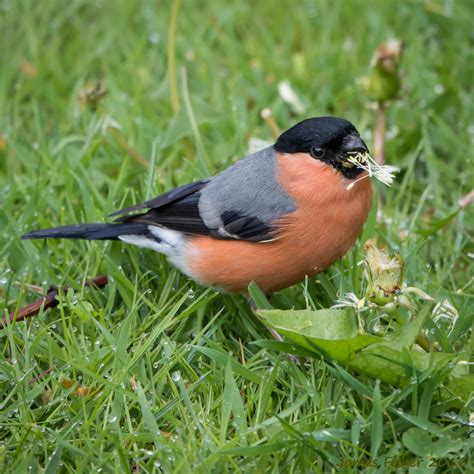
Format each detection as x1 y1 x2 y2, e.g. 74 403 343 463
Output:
1 275 108 329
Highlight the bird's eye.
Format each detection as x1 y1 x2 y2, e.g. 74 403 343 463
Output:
311 146 326 159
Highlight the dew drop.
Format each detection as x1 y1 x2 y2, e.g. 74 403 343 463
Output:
171 371 181 382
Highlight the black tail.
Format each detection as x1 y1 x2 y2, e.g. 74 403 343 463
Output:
21 223 149 241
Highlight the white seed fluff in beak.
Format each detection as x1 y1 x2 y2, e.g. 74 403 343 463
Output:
345 152 398 190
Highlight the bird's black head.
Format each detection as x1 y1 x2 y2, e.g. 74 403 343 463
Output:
274 117 369 179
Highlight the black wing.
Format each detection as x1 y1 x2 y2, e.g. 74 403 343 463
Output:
112 180 273 241
218 211 273 242
109 180 210 217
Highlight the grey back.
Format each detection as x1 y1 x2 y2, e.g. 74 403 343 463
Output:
198 146 295 231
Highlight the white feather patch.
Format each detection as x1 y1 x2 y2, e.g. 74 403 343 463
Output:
119 226 193 277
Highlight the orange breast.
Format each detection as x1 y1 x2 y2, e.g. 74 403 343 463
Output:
187 153 373 293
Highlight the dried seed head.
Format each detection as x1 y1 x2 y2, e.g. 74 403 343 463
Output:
364 239 403 305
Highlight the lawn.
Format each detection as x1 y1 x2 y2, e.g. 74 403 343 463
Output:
1 0 473 472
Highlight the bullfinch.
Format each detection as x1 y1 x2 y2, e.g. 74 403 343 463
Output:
22 116 373 294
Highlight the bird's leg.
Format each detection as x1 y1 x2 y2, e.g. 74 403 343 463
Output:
246 295 300 363
267 327 300 363
267 327 284 342
247 296 258 313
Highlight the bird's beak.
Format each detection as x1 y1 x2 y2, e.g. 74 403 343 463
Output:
341 133 369 155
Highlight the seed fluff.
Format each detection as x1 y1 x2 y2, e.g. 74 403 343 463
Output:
345 152 398 190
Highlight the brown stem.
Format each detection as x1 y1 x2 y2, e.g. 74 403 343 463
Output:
260 108 281 139
239 338 246 365
374 102 386 219
1 275 108 329
29 368 52 384
459 189 474 209
107 128 149 168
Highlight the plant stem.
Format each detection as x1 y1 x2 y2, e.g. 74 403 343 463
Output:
168 0 181 113
2 275 108 328
374 102 386 166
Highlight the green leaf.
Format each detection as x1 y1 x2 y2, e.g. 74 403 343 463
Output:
251 340 317 358
415 209 460 237
402 428 436 457
396 411 443 434
402 427 467 458
113 311 133 372
311 428 351 442
257 306 472 404
350 344 457 387
255 357 280 424
136 383 160 439
370 380 383 459
384 303 432 349
330 364 372 397
360 191 378 243
161 102 216 148
257 308 381 362
45 445 63 474
221 359 247 441
418 375 442 419
218 442 291 457
194 346 261 384
444 375 474 404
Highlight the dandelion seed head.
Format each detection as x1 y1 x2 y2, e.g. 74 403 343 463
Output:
345 152 398 190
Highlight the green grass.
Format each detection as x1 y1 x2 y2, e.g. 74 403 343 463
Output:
1 0 473 472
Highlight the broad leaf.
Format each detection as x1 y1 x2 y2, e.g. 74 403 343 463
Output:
402 427 468 457
383 303 431 348
257 309 381 362
258 307 473 404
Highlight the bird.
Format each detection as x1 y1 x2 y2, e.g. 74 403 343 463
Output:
22 116 373 294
